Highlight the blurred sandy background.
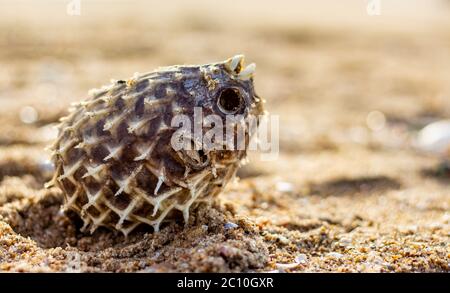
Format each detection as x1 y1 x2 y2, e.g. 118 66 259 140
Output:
0 0 448 272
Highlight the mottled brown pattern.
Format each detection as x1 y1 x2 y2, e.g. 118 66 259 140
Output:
47 56 263 236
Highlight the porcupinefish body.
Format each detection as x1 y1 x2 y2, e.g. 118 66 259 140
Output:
47 55 263 236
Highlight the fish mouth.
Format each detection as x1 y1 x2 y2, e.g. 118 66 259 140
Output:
176 138 211 170
181 148 210 169
225 55 256 80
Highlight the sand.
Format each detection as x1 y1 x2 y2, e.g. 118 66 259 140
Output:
0 0 449 272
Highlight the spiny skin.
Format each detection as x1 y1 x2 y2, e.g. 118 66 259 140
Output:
47 55 263 236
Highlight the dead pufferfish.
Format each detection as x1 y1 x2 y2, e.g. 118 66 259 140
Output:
46 55 263 236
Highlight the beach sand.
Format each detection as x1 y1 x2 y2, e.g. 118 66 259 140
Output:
0 0 448 272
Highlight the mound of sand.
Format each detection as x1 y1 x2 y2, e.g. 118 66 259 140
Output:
0 0 449 272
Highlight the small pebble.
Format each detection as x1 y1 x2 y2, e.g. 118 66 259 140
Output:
277 235 290 245
415 120 450 155
19 106 39 124
224 222 238 230
276 181 294 193
338 238 352 247
260 202 269 209
295 254 308 264
327 252 343 259
275 254 308 271
275 262 298 270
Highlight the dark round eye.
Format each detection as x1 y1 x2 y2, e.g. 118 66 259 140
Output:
217 88 243 115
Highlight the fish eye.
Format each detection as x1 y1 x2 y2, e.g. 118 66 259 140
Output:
217 88 244 115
